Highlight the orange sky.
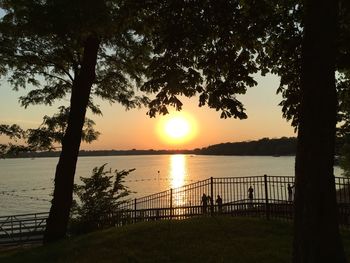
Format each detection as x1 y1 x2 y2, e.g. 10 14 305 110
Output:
0 74 295 150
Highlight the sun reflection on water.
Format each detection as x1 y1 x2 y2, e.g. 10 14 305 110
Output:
170 155 186 188
170 155 187 206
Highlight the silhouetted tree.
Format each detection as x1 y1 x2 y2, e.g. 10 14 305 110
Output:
144 0 349 261
262 0 349 260
71 164 134 234
0 106 99 157
198 137 297 156
141 0 272 118
0 0 264 243
0 0 150 242
292 0 347 261
1 3 349 260
338 72 350 177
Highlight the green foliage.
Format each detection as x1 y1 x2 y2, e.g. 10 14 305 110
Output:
339 134 350 177
70 164 134 234
0 0 150 109
197 137 297 156
0 1 150 157
142 0 276 119
0 124 32 156
337 72 350 176
0 124 25 139
262 0 350 129
0 0 282 121
27 106 100 149
1 1 349 134
0 106 99 157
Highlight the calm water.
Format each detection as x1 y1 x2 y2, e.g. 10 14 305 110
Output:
0 155 344 216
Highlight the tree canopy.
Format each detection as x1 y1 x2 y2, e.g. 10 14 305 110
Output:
1 1 349 260
1 0 276 242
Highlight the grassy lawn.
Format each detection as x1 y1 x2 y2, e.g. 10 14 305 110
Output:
1 217 349 263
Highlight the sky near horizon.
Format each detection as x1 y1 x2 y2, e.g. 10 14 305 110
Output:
0 73 295 150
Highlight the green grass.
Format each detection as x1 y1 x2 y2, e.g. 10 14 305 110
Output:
1 217 350 263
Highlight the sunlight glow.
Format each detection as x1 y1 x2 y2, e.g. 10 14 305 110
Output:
157 112 197 146
165 117 190 139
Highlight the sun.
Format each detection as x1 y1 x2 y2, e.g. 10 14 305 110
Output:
157 112 197 145
165 117 190 139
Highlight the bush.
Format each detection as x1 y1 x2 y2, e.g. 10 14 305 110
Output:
70 164 134 234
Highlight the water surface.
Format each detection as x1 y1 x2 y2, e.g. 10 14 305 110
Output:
0 155 343 216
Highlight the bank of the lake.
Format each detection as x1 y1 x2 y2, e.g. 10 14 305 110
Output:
1 217 350 263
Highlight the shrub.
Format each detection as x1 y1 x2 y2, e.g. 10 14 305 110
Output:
70 164 134 234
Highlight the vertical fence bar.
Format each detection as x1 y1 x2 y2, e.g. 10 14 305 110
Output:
19 221 22 242
210 177 214 216
134 198 137 223
170 188 173 219
264 174 270 220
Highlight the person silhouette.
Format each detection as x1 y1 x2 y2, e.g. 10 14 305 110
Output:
287 183 294 202
248 186 254 209
216 195 223 213
248 186 254 201
201 193 208 214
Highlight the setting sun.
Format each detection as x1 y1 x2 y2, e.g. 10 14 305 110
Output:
157 112 197 146
165 117 190 139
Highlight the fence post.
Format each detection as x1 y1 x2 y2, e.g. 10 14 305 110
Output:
19 221 22 243
264 174 270 220
170 188 173 219
210 177 214 216
134 198 137 223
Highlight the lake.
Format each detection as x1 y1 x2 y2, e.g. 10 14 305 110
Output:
0 155 344 216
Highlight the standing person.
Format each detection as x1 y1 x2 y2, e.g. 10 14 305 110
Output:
201 193 208 214
248 186 254 201
216 195 223 213
248 186 254 209
287 183 294 202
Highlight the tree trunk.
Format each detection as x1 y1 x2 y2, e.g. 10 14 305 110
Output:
293 0 347 262
44 35 100 243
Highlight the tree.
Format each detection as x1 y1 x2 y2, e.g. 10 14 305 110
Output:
2 2 348 260
143 0 349 261
292 0 347 261
0 0 150 242
339 135 350 177
71 164 134 234
0 106 99 157
0 0 263 243
262 0 349 260
141 0 272 119
338 72 350 177
237 0 349 260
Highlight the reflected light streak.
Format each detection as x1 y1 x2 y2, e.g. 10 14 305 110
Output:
170 155 187 206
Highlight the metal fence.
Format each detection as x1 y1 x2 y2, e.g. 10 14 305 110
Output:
116 175 350 225
0 212 49 246
1 175 349 246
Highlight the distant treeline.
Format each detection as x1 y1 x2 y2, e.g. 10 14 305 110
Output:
194 137 297 156
5 137 299 158
8 149 194 158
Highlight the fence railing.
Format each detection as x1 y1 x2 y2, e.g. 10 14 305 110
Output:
0 212 49 246
116 175 350 225
1 175 349 246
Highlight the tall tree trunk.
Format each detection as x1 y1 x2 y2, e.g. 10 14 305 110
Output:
44 35 100 243
293 0 347 262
